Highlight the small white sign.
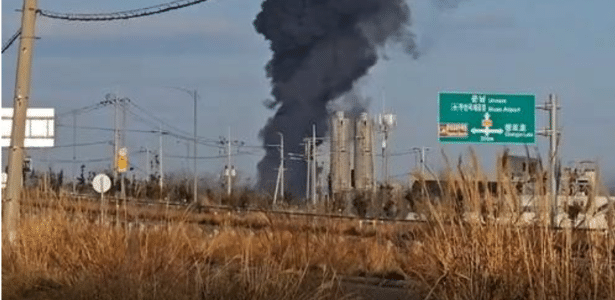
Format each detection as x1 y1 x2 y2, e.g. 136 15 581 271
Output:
92 174 112 194
1 172 7 189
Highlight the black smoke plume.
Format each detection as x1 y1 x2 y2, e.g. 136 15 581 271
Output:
254 0 418 198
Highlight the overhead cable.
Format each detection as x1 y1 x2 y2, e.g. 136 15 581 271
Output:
37 157 112 163
38 0 209 22
2 28 21 53
126 103 224 148
56 99 115 118
56 123 165 133
47 140 112 148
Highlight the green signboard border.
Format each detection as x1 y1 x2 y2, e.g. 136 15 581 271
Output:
437 91 537 145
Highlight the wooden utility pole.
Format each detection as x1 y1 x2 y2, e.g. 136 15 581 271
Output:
4 0 38 243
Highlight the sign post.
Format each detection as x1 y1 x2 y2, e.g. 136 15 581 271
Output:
439 93 535 144
92 173 112 223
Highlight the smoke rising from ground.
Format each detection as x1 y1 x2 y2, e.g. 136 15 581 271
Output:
254 0 418 198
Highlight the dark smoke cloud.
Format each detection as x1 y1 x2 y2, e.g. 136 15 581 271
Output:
254 0 418 198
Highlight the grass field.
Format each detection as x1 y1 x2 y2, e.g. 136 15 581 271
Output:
4 157 615 299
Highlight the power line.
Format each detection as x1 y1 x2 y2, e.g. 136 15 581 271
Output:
126 103 224 148
127 101 193 138
2 28 21 54
56 123 164 133
37 157 112 164
32 140 112 149
165 154 227 160
56 99 115 118
38 0 209 22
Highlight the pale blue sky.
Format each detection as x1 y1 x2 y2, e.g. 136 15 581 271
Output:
2 0 615 188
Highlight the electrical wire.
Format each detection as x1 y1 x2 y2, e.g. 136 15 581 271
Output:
56 99 115 119
56 123 164 133
165 154 228 160
38 0 209 22
126 102 232 148
2 28 21 53
127 101 193 138
127 101 223 144
34 140 112 149
37 157 112 163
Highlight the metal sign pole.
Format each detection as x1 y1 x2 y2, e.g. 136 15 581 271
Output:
537 93 560 228
100 189 105 224
4 0 38 243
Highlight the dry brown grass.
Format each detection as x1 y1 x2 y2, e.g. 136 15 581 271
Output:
4 153 615 299
3 209 351 300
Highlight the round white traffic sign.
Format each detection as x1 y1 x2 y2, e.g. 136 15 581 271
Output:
92 174 112 194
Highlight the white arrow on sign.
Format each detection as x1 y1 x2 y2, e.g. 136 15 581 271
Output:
471 127 504 136
471 111 504 137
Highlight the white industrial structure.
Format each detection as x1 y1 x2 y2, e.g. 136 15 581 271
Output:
329 111 377 212
330 111 353 195
354 112 375 191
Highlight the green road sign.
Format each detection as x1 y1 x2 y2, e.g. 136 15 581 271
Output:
439 92 535 144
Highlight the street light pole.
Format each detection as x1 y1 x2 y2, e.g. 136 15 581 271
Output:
169 87 198 204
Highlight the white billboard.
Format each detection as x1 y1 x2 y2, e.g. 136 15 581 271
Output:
1 108 55 147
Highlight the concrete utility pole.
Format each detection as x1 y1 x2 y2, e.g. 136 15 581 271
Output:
273 132 284 205
279 132 284 203
412 147 431 177
378 113 396 187
193 91 198 204
72 111 77 193
312 124 317 205
305 138 311 200
227 127 232 196
537 93 560 227
113 95 119 189
120 98 127 201
4 0 38 243
145 147 150 180
159 124 164 200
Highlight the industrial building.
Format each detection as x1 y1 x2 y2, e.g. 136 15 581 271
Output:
329 111 376 212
